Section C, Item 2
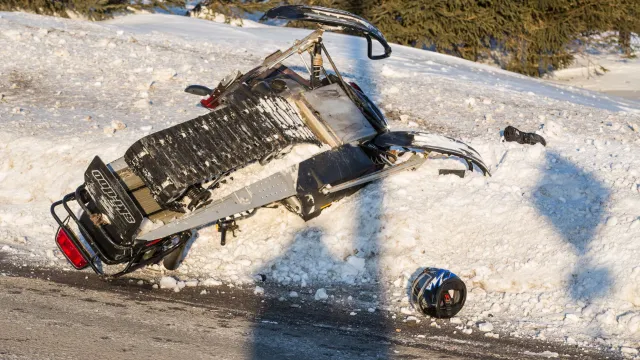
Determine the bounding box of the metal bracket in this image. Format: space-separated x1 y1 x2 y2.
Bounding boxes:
320 155 425 194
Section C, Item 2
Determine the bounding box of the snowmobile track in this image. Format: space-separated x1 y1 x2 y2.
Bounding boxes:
125 94 319 206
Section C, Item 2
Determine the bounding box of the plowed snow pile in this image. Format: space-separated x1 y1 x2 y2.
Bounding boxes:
1 12 640 354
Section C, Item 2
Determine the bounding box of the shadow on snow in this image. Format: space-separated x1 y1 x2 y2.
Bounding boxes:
250 20 393 359
532 151 611 301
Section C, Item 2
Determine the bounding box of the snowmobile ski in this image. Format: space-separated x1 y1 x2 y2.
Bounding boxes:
373 131 490 175
262 5 392 60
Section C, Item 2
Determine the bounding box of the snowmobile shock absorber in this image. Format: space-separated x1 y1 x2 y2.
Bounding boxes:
311 42 322 88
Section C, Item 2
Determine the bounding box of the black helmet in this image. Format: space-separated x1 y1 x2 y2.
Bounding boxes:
410 268 466 318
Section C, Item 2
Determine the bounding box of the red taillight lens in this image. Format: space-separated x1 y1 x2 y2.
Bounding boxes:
200 96 219 110
55 228 89 269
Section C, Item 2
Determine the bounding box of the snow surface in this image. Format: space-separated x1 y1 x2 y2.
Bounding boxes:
1 12 640 353
550 34 640 101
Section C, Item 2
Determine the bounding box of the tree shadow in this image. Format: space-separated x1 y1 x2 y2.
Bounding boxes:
532 152 611 301
250 16 391 358
249 183 391 359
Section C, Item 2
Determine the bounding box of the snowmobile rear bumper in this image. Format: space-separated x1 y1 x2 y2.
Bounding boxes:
50 186 187 277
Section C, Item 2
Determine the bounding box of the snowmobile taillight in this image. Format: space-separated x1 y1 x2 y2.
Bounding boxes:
200 95 220 110
55 227 89 269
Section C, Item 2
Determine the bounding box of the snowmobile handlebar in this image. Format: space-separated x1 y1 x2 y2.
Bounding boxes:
365 34 391 60
262 5 392 60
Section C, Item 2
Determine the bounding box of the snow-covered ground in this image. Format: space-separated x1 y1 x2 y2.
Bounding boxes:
549 34 640 101
1 12 640 355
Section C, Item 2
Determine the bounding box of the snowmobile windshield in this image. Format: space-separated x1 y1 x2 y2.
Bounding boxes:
262 5 392 60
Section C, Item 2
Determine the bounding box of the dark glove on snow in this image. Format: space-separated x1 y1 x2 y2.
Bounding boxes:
503 126 546 146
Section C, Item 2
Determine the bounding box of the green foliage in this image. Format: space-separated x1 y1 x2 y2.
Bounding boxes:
297 0 640 76
2 0 638 75
186 0 275 24
0 0 186 20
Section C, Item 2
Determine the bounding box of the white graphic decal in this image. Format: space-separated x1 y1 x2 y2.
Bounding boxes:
91 170 136 224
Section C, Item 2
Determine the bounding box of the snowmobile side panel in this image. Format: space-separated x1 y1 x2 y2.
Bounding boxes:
294 99 340 147
295 145 380 220
137 170 298 241
84 156 144 245
124 94 319 207
262 5 391 60
302 83 378 144
373 131 490 175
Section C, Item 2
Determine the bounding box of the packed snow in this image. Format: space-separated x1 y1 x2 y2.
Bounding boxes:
477 321 494 332
1 11 640 355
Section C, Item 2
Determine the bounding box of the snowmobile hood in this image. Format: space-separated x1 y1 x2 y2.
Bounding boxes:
262 5 392 60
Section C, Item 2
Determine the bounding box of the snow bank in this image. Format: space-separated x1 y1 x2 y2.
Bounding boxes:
1 11 640 353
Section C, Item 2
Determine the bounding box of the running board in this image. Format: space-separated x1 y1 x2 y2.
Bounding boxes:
320 155 425 194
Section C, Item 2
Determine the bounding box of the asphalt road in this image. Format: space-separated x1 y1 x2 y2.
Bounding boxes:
0 259 619 360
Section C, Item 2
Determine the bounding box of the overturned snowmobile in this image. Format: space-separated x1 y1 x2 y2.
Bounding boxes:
51 5 489 277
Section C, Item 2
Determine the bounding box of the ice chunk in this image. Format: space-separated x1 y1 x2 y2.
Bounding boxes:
477 321 494 332
202 278 222 287
314 288 328 301
400 307 413 315
159 276 178 289
522 351 559 358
